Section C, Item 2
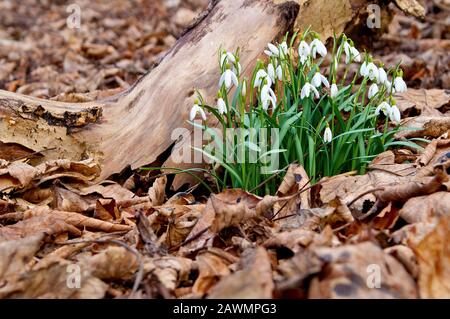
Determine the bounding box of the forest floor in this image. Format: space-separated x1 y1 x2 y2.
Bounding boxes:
0 0 449 298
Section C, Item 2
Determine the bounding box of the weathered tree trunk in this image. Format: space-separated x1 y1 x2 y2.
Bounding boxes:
0 0 300 181
0 0 424 185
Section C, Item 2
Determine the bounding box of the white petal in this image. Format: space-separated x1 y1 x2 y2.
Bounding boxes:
301 83 310 99
312 73 321 87
227 52 236 63
268 43 279 56
378 68 387 84
351 47 361 62
389 105 401 122
219 73 226 87
368 83 379 99
218 98 227 114
276 65 283 81
190 104 199 121
231 71 239 87
268 64 275 82
264 50 273 57
360 62 368 77
394 77 407 93
220 53 227 67
225 70 232 88
311 85 320 99
199 108 207 121
261 85 270 102
330 84 338 98
324 127 333 143
321 74 330 88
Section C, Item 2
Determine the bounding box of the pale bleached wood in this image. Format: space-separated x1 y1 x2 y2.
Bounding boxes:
0 0 300 180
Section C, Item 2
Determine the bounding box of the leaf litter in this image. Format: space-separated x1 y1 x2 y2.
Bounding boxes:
0 0 449 299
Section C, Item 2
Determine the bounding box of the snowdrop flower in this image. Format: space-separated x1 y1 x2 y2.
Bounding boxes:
394 76 407 93
360 62 379 82
219 68 239 89
254 69 272 88
310 38 327 59
323 125 333 143
264 43 280 57
217 98 227 115
280 41 289 57
298 41 310 64
385 81 395 94
233 62 242 76
301 82 320 99
368 83 379 99
220 51 236 67
389 104 401 123
261 85 277 110
312 72 330 88
276 65 283 81
241 80 247 97
330 83 338 98
342 42 361 64
375 101 391 116
190 102 206 121
268 63 276 83
378 67 387 84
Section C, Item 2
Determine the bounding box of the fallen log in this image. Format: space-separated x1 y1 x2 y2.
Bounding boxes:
0 0 425 185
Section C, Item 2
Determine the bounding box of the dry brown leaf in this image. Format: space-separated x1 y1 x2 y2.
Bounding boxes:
208 247 274 299
0 234 44 281
396 116 450 139
395 89 449 116
0 215 82 240
151 256 193 291
82 246 139 281
413 215 450 298
264 229 317 253
0 260 108 298
192 249 236 296
308 242 418 298
385 245 419 279
148 176 167 206
399 192 450 224
52 186 90 213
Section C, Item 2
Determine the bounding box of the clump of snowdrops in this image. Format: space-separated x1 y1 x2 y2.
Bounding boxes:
189 29 414 195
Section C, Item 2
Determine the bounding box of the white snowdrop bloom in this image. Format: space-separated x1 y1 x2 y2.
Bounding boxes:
323 126 333 143
312 72 330 88
261 85 277 111
389 105 401 123
280 41 289 57
310 38 327 58
276 65 283 81
361 62 379 81
330 83 338 98
220 51 236 67
378 67 387 84
233 62 241 76
268 63 276 83
254 69 272 88
351 46 361 62
385 81 395 94
190 103 206 121
298 41 310 64
368 83 379 99
219 69 239 89
241 80 247 97
375 101 391 116
301 82 320 99
394 77 407 93
264 43 280 57
343 42 351 63
217 98 227 115
360 62 368 77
